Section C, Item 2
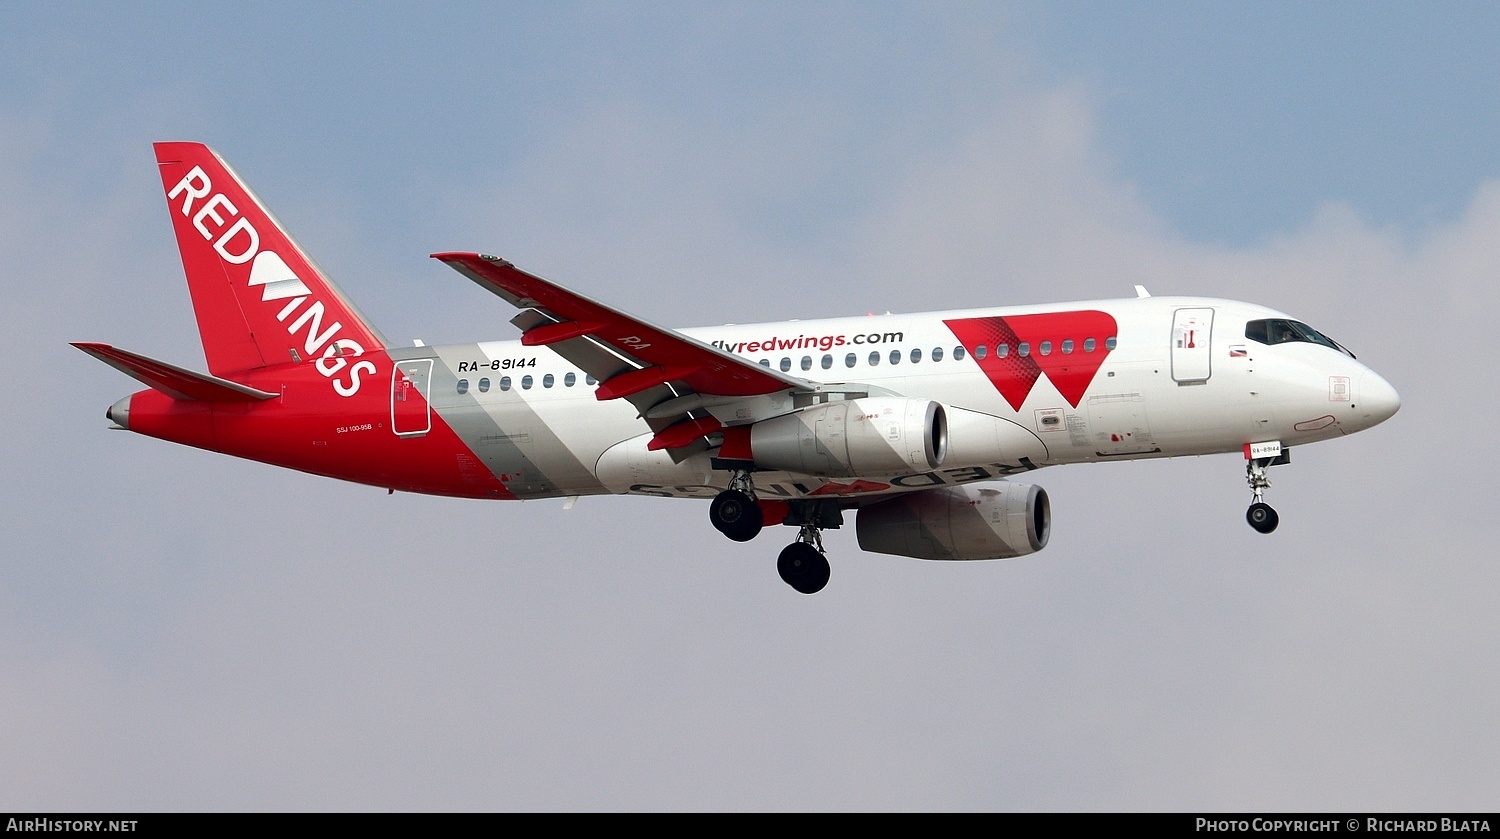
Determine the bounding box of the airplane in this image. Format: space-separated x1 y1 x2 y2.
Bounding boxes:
75 142 1401 594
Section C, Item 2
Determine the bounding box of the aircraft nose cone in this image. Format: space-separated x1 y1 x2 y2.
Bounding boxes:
1358 370 1400 427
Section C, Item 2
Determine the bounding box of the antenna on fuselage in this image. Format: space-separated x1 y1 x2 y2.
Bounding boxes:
1134 285 1151 298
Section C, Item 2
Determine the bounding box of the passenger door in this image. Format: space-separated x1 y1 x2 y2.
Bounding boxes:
1171 307 1214 384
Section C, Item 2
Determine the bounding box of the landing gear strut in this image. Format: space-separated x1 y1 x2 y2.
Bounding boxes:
709 468 763 542
1245 458 1279 534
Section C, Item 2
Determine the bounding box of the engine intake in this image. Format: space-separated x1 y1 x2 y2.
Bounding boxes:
749 397 947 477
856 483 1050 561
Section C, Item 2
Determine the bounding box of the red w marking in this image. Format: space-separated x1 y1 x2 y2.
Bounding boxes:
944 311 1117 410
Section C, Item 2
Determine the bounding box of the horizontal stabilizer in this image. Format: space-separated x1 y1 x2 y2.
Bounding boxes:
72 342 278 402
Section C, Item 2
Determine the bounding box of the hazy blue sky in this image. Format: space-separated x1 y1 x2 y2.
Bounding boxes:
3 2 1496 810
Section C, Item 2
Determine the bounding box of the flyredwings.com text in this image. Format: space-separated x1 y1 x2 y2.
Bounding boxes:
6 820 137 832
1197 821 1491 833
710 331 904 355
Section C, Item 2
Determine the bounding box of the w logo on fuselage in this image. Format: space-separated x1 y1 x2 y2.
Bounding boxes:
944 311 1117 411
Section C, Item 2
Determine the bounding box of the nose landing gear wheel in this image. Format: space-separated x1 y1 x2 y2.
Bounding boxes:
1247 502 1279 534
777 542 830 594
710 489 763 542
1244 456 1281 534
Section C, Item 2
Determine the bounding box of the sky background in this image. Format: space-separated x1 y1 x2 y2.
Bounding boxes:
2 2 1496 811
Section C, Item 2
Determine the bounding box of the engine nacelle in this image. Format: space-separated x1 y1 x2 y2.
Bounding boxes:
856 483 1050 561
749 397 947 478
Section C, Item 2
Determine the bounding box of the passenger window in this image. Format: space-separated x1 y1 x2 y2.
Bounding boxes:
457 378 469 394
478 377 490 393
1018 342 1030 357
521 375 533 390
845 353 857 368
500 376 511 391
953 346 965 361
975 344 988 360
564 372 576 387
1106 336 1117 350
780 357 791 372
1040 340 1052 356
1083 337 1096 352
869 351 880 366
910 348 922 364
1061 339 1074 354
996 344 1008 358
932 346 944 362
586 374 597 386
543 373 555 388
801 356 812 371
759 359 770 368
889 349 901 365
821 354 833 370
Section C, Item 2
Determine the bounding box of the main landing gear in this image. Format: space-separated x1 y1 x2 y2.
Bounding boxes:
711 468 768 540
709 469 835 594
709 469 762 542
778 527 830 595
1245 457 1279 534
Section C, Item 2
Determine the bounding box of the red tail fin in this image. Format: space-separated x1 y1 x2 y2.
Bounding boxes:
154 142 385 376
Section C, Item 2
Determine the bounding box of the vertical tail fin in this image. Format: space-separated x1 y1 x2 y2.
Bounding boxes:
154 142 385 376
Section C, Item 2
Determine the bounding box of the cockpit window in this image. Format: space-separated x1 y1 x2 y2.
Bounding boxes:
1245 319 1354 358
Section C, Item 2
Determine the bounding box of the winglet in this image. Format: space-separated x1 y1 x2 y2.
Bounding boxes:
72 342 278 402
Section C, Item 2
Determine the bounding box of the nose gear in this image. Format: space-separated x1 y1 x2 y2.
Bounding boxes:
1245 457 1279 534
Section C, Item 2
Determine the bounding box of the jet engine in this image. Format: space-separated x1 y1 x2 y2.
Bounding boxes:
856 483 1050 561
748 397 947 477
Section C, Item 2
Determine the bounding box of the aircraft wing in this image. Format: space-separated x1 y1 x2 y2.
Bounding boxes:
433 252 814 457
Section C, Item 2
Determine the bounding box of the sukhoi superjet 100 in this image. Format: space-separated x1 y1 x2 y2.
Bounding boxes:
77 143 1400 593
